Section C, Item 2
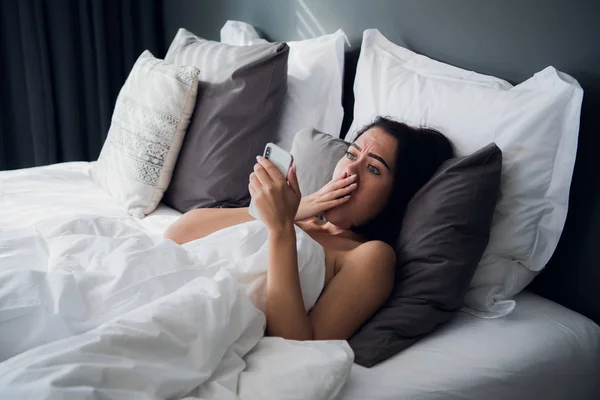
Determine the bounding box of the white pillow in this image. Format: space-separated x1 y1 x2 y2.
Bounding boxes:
220 20 268 46
238 337 354 400
93 50 199 218
220 20 346 150
347 29 583 318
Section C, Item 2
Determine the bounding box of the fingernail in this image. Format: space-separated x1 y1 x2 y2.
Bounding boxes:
350 174 357 179
344 195 351 199
256 156 261 161
350 183 357 187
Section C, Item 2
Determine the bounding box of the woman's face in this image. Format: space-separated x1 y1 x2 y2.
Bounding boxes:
324 127 398 229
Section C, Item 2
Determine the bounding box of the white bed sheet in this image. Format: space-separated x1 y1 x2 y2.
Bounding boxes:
2 162 600 400
339 291 600 400
0 161 182 236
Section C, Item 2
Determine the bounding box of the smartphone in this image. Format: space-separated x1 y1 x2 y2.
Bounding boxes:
249 142 294 221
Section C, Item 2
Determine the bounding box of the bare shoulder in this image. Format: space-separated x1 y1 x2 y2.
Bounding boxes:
332 239 396 284
346 239 396 270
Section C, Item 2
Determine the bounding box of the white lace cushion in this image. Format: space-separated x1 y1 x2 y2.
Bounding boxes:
92 50 199 218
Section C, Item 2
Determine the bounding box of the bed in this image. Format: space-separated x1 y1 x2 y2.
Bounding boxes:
2 162 599 399
3 0 600 398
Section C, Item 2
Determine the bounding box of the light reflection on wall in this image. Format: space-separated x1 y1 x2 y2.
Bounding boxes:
295 0 327 39
295 0 350 46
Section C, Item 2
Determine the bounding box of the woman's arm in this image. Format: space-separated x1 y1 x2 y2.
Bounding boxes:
264 223 314 340
248 156 313 339
163 208 254 244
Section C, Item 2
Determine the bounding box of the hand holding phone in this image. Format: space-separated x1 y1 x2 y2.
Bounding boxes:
249 143 295 223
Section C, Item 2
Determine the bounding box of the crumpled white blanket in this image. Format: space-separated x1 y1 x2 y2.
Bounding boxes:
0 215 353 399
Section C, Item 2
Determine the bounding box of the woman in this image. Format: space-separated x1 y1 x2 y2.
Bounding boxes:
164 116 453 342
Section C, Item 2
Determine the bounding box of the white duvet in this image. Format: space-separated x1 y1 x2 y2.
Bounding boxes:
0 162 354 399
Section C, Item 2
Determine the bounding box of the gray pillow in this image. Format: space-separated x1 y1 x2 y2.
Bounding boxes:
290 128 348 197
162 28 289 212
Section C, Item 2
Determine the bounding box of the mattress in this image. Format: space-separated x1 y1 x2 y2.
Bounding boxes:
2 162 600 400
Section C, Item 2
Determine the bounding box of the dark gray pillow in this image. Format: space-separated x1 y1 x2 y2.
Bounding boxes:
162 28 289 212
348 143 502 367
290 128 348 197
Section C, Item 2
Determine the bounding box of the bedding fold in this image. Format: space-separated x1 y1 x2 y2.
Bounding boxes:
0 206 348 398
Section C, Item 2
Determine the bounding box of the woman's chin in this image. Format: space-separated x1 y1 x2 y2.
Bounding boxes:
323 202 353 228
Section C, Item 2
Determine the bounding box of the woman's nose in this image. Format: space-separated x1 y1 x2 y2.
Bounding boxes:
343 166 359 181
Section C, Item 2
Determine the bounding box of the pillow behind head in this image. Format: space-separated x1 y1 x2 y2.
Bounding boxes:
291 129 502 367
290 128 348 198
162 28 289 212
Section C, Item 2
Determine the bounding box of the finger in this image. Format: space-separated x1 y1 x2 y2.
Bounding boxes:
249 172 262 198
324 194 352 209
256 156 285 183
327 182 357 200
253 162 272 185
287 163 301 196
319 173 352 194
326 173 357 192
249 172 264 197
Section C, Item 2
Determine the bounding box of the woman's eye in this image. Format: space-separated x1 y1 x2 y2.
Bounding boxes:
345 151 356 160
368 165 381 175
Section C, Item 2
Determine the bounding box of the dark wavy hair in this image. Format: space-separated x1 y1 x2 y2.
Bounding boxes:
351 116 453 245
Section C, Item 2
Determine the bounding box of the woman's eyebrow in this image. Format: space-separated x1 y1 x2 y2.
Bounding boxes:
350 143 391 171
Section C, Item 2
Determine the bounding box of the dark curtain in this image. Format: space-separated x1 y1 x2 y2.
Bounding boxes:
0 0 164 170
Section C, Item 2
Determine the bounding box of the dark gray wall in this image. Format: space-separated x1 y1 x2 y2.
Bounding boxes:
162 0 600 323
